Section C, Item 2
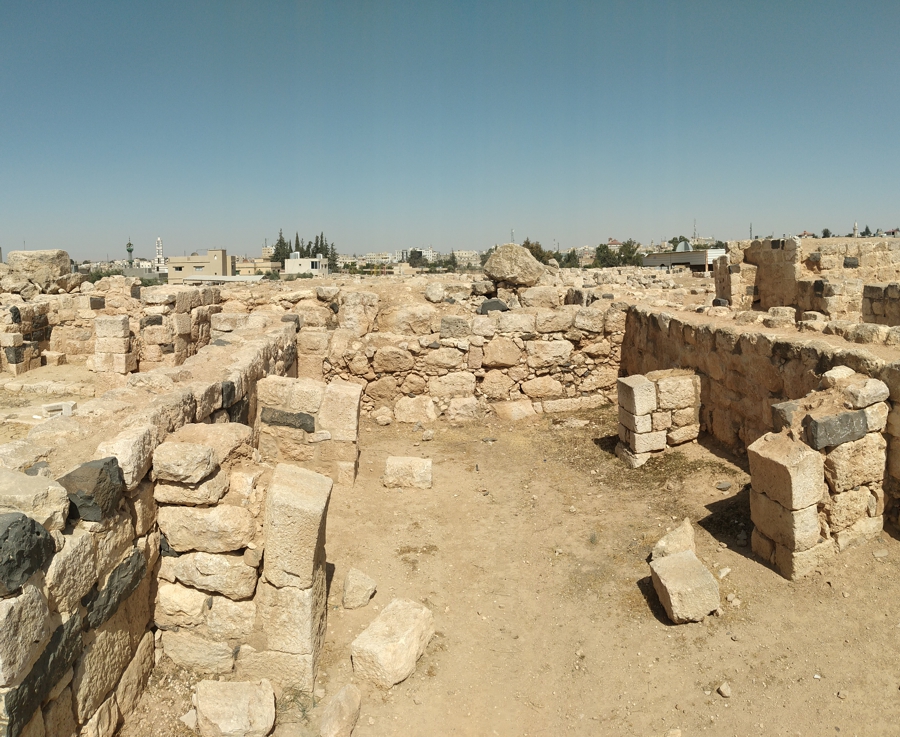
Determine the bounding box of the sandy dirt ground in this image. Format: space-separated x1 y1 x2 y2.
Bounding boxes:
125 404 900 737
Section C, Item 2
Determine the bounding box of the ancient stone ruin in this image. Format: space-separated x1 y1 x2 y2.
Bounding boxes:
1 238 900 734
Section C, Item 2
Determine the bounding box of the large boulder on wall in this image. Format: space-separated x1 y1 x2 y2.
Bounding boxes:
6 250 71 290
483 244 546 287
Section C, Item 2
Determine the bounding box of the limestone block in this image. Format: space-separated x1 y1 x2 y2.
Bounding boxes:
483 244 545 286
496 311 536 334
619 426 666 454
843 378 890 409
525 340 573 369
617 406 651 434
667 423 702 446
87 509 136 581
649 550 720 624
94 336 130 353
805 410 867 450
865 402 889 433
749 488 820 552
206 598 256 641
382 457 432 489
394 395 437 424
157 505 255 553
519 286 559 308
655 374 699 411
0 469 69 531
0 440 51 473
350 599 434 688
520 376 564 399
774 538 836 580
319 684 362 737
493 399 536 422
317 381 362 442
617 375 657 416
0 512 55 596
153 441 218 484
651 518 695 560
115 631 154 718
45 526 96 613
155 581 207 627
371 347 414 375
161 630 235 675
826 487 870 531
748 433 825 510
93 351 137 374
834 515 883 552
80 694 118 737
447 396 478 421
652 411 673 432
195 679 275 737
343 568 376 609
42 686 76 737
18 711 44 737
423 346 465 370
534 306 577 333
263 464 332 589
573 307 607 333
234 646 315 696
751 527 775 563
94 315 129 338
615 442 650 469
440 315 471 338
428 371 476 398
73 607 132 722
154 467 229 506
168 552 258 600
95 424 157 491
56 457 124 522
0 584 50 687
479 370 515 400
256 569 326 656
824 432 886 494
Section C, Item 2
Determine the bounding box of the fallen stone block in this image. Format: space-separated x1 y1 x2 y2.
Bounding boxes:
319 684 362 737
649 550 720 624
749 488 820 552
747 433 825 510
617 375 657 416
351 598 435 688
343 568 376 609
152 442 218 484
651 518 695 560
382 457 433 489
0 469 69 531
0 513 55 597
263 464 332 589
196 679 275 737
56 457 124 522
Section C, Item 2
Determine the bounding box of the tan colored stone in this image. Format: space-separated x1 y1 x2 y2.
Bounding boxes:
317 380 362 442
521 376 564 399
482 336 521 368
394 395 437 424
651 518 694 560
169 552 258 600
161 630 235 674
73 606 132 722
0 584 50 687
493 400 536 422
155 581 208 627
157 505 255 553
748 433 825 510
824 432 886 494
372 346 415 373
45 526 96 614
206 597 256 641
749 488 820 552
115 631 154 718
0 468 69 531
154 467 229 506
196 679 275 737
525 340 573 369
153 442 218 484
319 684 362 737
382 457 432 489
428 371 476 398
479 370 514 400
42 686 76 737
234 646 315 695
80 695 118 737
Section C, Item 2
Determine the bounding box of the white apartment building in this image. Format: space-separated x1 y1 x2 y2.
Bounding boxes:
285 252 329 277
363 252 393 265
452 250 481 267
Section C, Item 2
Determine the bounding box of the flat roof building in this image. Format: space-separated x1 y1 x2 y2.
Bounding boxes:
167 249 233 285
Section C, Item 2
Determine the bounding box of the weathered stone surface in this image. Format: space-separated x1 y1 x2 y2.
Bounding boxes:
482 337 520 368
649 550 720 624
521 376 563 399
234 647 314 696
774 538 836 580
423 347 464 370
153 442 218 484
865 402 889 433
480 370 514 400
483 244 546 287
350 598 434 688
319 684 362 737
80 694 118 737
161 630 235 674
394 395 437 424
824 432 886 494
446 396 478 421
157 505 255 553
619 426 666 454
0 442 52 474
666 424 699 445
317 380 362 442
154 468 229 506
806 410 867 450
519 286 559 308
749 488 820 552
205 597 256 641
89 509 136 581
654 373 699 411
618 406 651 434
7 250 70 289
748 433 825 510
256 567 326 656
343 568 376 609
168 552 257 600
428 372 476 398
83 546 147 631
476 298 509 314
93 314 130 338
834 515 883 552
525 340 573 369
0 584 50 688
56 457 124 522
372 346 415 374
843 378 890 409
382 457 432 489
424 283 445 303
826 486 870 531
493 399 536 422
0 469 69 531
170 423 253 466
114 630 154 718
155 581 208 627
651 518 695 560
263 464 332 589
259 406 315 432
42 686 76 737
0 513 55 597
45 526 95 613
73 607 132 723
440 315 471 339
615 442 650 468
617 375 657 416
196 679 275 737
95 424 156 491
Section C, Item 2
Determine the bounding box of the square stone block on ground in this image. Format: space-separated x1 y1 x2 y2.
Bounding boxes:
649 550 720 624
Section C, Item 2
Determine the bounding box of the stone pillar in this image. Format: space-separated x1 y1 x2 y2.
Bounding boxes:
93 315 136 375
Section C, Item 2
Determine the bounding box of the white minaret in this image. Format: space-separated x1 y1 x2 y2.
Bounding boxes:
154 237 168 273
853 222 859 238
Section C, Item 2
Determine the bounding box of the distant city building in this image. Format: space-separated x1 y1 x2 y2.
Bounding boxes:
168 249 233 285
574 245 595 267
337 254 358 268
452 250 480 267
363 252 393 265
394 249 408 264
261 245 275 259
154 237 167 274
416 246 438 263
235 258 280 276
606 238 622 252
690 236 717 247
285 252 329 277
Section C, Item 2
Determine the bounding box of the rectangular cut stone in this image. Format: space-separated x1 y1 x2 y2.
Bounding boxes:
618 405 651 434
617 375 657 415
160 630 234 675
748 433 825 510
834 515 883 552
0 584 50 688
806 410 867 450
750 488 820 552
666 424 699 445
260 406 315 432
316 381 362 442
774 539 836 580
157 505 255 553
649 550 720 624
72 606 132 723
94 316 129 338
256 565 326 657
824 432 886 494
0 469 69 531
235 647 315 695
619 426 666 453
262 464 332 589
655 374 699 411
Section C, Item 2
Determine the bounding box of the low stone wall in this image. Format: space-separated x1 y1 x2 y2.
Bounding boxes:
862 282 900 326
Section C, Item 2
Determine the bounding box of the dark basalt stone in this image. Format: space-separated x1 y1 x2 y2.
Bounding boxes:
81 547 146 630
260 407 315 432
0 513 55 597
476 298 509 315
804 409 867 450
57 457 124 522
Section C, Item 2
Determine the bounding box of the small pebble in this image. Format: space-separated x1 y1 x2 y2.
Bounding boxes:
368 717 375 725
873 549 888 559
726 593 736 602
717 682 732 698
731 634 740 642
716 481 732 491
718 567 731 579
423 429 434 441
842 591 850 598
730 597 742 608
837 690 848 699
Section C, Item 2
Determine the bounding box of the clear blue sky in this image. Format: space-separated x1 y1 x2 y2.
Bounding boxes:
2 1 898 261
